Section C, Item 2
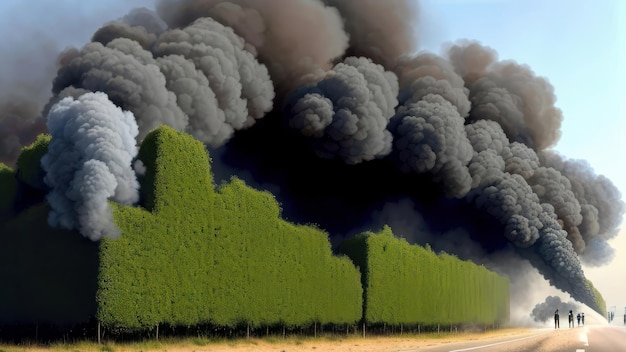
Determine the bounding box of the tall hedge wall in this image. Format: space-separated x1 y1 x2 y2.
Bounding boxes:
1 140 98 325
16 134 50 191
339 226 510 326
97 126 362 330
587 279 606 317
0 163 17 220
0 204 99 325
2 125 612 333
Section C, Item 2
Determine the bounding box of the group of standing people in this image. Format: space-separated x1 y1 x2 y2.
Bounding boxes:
554 309 584 328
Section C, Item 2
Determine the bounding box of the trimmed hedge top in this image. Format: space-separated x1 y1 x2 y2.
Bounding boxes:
98 126 362 329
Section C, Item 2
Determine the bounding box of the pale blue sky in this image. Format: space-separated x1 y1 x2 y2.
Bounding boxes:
0 0 156 101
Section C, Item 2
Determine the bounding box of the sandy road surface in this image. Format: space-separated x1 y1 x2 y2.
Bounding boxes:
391 324 626 352
0 328 533 352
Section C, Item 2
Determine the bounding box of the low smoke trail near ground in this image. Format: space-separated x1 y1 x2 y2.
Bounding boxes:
531 296 581 323
1 0 623 313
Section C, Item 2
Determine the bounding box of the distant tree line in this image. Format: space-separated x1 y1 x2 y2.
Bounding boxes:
0 126 511 342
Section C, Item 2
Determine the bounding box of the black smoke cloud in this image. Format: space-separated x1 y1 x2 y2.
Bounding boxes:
286 56 399 164
3 0 624 314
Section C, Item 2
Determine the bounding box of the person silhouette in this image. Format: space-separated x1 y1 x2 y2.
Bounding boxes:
577 313 581 326
554 309 560 329
582 312 585 325
569 310 574 328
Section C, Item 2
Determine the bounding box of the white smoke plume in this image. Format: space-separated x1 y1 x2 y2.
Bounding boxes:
41 92 139 240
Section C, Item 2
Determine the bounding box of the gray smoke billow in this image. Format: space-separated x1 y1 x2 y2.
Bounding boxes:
447 41 563 150
49 12 275 148
2 0 624 314
50 38 188 140
322 0 420 68
156 0 349 92
531 296 581 323
286 56 399 164
153 17 275 137
387 53 474 199
540 152 624 266
41 92 139 240
390 94 473 198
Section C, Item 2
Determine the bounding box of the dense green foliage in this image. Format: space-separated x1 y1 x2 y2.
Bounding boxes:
98 127 217 329
98 126 362 330
211 179 362 327
0 163 17 220
0 203 99 324
1 146 99 325
586 279 606 317
339 226 510 326
16 134 50 190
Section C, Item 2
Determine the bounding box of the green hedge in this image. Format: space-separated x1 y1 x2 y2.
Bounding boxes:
1 141 99 325
339 226 510 326
98 127 218 329
97 126 362 330
2 126 610 333
0 204 99 324
586 279 606 317
16 134 50 191
212 178 362 326
0 163 17 220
